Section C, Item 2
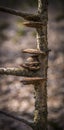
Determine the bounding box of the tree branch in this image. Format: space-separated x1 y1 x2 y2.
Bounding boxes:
0 110 34 128
0 67 36 77
34 0 48 130
0 6 40 21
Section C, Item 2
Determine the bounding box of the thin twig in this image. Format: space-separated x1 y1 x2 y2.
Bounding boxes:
0 67 36 77
0 110 34 128
0 6 40 21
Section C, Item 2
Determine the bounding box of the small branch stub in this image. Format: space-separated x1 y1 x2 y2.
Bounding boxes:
23 21 44 28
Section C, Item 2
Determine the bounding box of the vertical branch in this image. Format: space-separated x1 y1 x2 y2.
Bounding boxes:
34 0 48 130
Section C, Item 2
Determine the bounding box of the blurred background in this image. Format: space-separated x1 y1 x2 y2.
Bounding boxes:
0 0 64 130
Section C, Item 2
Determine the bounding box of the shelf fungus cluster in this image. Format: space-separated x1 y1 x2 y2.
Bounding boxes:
20 48 46 85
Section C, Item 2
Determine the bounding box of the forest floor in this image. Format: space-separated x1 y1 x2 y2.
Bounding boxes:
0 6 64 130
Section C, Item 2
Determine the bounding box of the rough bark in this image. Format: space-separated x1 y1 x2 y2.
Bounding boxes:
34 0 48 130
